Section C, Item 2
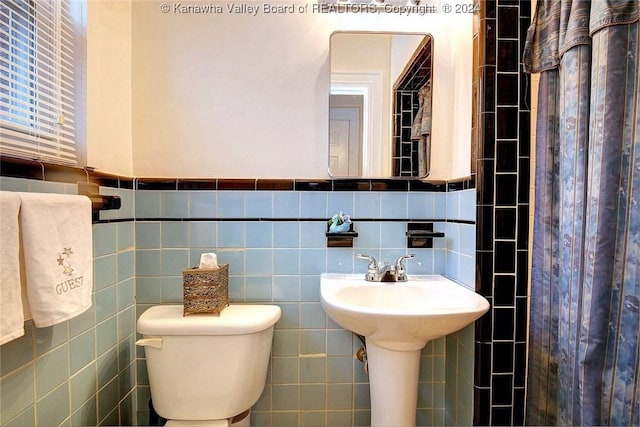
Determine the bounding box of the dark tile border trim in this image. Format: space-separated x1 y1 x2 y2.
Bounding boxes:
135 178 177 190
294 179 333 191
177 179 217 191
0 156 475 193
0 156 135 189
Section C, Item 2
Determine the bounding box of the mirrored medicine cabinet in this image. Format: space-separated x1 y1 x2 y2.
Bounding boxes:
329 31 433 179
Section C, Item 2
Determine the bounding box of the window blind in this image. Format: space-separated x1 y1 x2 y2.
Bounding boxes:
0 0 78 165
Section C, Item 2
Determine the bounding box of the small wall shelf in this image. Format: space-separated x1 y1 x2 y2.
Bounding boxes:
326 223 358 248
406 222 444 248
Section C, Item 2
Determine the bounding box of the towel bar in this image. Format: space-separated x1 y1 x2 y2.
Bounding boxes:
86 194 121 212
78 182 121 213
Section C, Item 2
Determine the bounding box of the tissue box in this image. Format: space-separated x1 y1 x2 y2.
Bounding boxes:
182 264 229 316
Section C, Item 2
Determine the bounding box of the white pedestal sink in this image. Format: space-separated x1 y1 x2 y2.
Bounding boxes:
320 273 490 427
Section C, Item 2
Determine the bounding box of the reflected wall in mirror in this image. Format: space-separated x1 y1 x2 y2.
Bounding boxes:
329 31 433 178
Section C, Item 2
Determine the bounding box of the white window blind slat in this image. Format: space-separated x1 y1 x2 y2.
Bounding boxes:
1 127 77 160
0 0 79 165
5 136 76 157
0 8 32 34
1 90 65 125
0 119 72 143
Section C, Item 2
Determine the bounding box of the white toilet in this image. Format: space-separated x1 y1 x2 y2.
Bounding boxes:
136 304 281 426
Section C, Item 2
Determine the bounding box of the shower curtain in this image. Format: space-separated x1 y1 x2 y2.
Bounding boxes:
524 1 640 425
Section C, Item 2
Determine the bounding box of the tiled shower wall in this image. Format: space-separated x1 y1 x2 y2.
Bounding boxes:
133 182 477 427
0 177 137 427
474 1 531 425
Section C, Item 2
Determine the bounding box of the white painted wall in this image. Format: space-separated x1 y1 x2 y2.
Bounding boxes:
86 0 133 176
449 24 473 179
120 2 472 179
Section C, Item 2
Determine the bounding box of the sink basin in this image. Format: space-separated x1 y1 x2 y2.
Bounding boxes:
320 273 490 427
320 273 490 351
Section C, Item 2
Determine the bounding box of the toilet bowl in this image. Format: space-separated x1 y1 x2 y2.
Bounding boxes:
137 304 281 426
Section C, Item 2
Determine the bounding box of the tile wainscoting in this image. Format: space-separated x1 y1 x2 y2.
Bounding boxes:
0 161 478 426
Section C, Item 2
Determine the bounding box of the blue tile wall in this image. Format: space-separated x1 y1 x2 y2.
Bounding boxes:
0 163 478 426
135 187 477 426
0 177 137 427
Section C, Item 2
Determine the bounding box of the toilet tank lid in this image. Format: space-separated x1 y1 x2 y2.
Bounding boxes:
137 305 281 336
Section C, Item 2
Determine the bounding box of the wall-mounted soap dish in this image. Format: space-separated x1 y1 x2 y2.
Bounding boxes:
406 222 444 248
326 223 358 248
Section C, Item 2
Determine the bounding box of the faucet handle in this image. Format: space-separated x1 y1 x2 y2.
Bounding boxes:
356 253 378 269
395 254 415 280
357 254 378 281
395 254 415 266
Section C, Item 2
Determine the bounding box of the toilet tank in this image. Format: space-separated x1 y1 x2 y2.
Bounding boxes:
137 305 281 421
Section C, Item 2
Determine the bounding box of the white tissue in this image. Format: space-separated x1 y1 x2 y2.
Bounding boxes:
199 253 219 269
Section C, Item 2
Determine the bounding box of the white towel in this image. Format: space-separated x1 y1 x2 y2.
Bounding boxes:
0 192 24 344
18 192 93 327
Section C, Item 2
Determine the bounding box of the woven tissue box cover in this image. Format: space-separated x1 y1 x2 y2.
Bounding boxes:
182 264 229 316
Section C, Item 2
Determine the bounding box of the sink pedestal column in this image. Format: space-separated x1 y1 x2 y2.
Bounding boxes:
366 340 424 427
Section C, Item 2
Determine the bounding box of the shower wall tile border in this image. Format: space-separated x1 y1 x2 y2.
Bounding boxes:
474 1 530 426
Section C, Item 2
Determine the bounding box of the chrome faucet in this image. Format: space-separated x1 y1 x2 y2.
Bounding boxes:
356 254 415 282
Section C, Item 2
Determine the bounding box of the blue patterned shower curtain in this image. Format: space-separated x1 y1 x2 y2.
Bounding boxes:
524 1 640 425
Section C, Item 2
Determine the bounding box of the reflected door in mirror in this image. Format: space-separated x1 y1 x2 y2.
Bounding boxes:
329 94 363 176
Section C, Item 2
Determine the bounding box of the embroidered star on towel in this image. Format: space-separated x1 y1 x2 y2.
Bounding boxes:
57 247 75 276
